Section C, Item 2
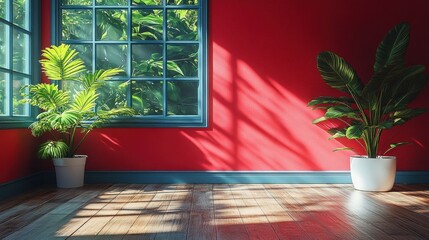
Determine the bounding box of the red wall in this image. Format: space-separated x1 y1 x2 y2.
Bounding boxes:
34 0 429 173
0 129 39 183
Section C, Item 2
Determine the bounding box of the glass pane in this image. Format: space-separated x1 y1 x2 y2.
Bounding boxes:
0 0 6 19
131 80 163 115
167 44 198 77
69 44 93 70
167 9 198 40
12 30 29 74
61 0 92 5
0 72 8 115
63 79 84 97
96 0 126 5
0 23 8 68
167 80 198 115
132 10 163 41
13 75 29 116
132 0 162 5
132 44 163 77
96 44 127 76
96 9 127 41
13 0 29 30
97 80 128 110
167 0 198 5
62 9 93 40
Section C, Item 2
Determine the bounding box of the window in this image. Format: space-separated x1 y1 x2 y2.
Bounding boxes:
53 0 208 127
0 0 40 128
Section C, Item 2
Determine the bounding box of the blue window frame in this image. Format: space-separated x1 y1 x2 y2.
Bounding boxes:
52 0 208 127
0 0 40 128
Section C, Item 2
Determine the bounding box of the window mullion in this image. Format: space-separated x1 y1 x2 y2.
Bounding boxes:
162 1 167 117
127 2 132 108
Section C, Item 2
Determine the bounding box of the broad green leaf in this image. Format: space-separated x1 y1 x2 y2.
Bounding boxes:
374 23 409 73
384 142 410 155
307 96 354 108
333 147 354 152
317 51 363 95
38 141 69 159
166 61 184 76
327 128 347 139
312 116 328 124
40 44 85 81
325 105 359 119
346 125 363 139
71 89 98 112
27 84 70 110
392 108 427 125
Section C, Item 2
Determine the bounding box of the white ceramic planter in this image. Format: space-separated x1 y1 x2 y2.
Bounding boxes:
350 155 396 192
53 155 87 188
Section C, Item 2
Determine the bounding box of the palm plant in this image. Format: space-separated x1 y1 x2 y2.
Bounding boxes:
22 44 135 159
308 23 427 158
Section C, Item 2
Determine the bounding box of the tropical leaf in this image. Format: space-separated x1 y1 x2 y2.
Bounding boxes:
392 108 427 125
47 110 81 131
346 124 363 139
388 65 427 107
38 141 69 159
384 142 410 155
27 84 70 110
312 116 328 124
333 147 354 152
317 51 364 95
71 89 98 112
325 105 359 119
79 68 123 90
374 23 409 72
327 128 347 139
40 44 85 81
307 96 354 108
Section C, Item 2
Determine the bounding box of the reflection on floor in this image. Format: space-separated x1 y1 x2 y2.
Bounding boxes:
0 184 428 239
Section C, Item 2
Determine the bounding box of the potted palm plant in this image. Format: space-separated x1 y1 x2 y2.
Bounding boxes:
23 44 135 188
308 23 427 191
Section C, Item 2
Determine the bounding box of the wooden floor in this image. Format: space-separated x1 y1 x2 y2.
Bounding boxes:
0 184 428 239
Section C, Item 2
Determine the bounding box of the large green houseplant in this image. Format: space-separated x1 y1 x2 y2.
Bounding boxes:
23 44 135 188
308 23 427 191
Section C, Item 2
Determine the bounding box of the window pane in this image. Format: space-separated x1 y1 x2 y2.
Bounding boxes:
12 75 29 116
132 80 163 115
0 0 6 19
96 44 127 75
96 9 127 41
131 10 163 41
132 0 162 6
13 0 29 30
96 0 126 5
61 0 92 5
132 44 163 77
167 44 198 77
167 80 198 115
97 80 128 110
0 23 8 68
0 72 8 115
62 9 93 40
12 30 29 74
167 9 198 40
69 44 93 70
167 0 198 5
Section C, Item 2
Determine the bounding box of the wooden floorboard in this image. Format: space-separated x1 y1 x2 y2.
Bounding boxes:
0 184 428 239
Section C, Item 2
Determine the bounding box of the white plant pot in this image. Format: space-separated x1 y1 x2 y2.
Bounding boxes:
53 155 87 188
350 155 396 192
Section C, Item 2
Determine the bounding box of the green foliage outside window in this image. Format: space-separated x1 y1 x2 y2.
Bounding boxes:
58 0 204 120
0 0 32 117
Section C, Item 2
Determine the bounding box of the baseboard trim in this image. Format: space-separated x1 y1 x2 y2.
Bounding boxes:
0 173 44 201
81 171 429 184
2 171 427 200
